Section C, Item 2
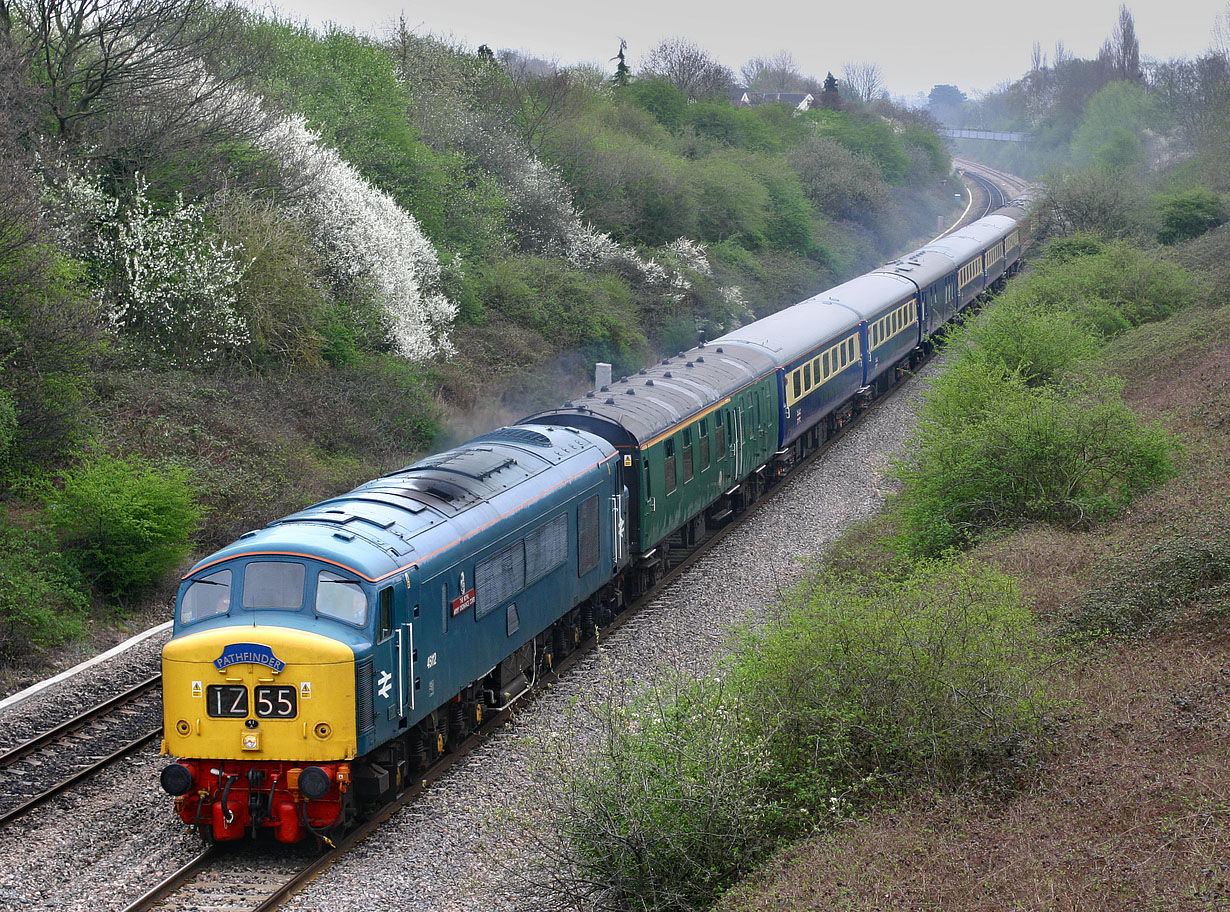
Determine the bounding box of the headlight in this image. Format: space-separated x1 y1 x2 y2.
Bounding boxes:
298 765 331 799
160 763 194 796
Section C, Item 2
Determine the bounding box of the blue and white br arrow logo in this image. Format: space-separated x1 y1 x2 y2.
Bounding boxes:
377 670 393 700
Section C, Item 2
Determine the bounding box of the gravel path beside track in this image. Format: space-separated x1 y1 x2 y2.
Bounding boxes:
0 360 938 912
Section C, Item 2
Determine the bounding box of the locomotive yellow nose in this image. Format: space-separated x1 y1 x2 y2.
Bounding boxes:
162 626 358 762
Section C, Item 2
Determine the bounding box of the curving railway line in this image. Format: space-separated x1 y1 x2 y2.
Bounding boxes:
0 158 1029 912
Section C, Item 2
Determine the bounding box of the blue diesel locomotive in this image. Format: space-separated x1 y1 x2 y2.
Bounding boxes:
159 196 1030 843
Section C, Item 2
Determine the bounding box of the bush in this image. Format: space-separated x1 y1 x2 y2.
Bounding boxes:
737 558 1056 791
893 364 1179 556
944 297 1102 387
536 558 1055 912
1008 240 1203 338
0 522 89 657
46 455 202 601
1156 188 1227 245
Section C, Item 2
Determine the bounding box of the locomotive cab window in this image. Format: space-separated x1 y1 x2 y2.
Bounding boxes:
180 569 232 624
242 562 305 610
315 570 368 626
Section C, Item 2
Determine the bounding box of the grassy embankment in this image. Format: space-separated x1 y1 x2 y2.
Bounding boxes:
714 230 1230 911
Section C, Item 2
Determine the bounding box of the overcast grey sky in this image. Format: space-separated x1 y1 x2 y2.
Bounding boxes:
258 0 1228 100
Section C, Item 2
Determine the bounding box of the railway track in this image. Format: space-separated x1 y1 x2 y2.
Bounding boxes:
18 161 1032 912
117 305 963 912
0 673 163 828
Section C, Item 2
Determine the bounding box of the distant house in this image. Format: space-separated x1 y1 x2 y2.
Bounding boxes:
732 91 814 112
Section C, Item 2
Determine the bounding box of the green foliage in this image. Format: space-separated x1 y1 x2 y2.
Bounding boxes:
945 297 1102 387
210 193 331 369
623 78 688 132
0 521 89 657
545 558 1056 911
1008 240 1203 338
46 455 202 601
1064 524 1230 638
249 19 506 256
893 364 1178 556
803 108 911 183
737 558 1056 791
1156 188 1227 244
1070 81 1162 172
473 256 649 372
787 135 889 222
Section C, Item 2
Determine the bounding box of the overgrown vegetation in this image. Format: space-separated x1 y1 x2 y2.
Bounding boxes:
0 0 960 663
533 559 1057 912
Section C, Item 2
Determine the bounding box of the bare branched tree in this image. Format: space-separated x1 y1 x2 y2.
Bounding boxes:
493 51 578 156
640 36 733 100
1214 1 1230 59
841 60 885 103
8 0 247 138
740 49 804 92
1098 4 1141 81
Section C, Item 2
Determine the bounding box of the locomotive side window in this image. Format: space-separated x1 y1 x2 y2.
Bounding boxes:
577 495 600 576
242 562 306 610
379 586 394 639
181 569 232 623
315 570 368 626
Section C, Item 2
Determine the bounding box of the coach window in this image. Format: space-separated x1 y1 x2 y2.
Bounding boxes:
243 561 306 610
803 362 812 389
664 439 677 494
792 371 801 400
643 458 651 499
181 569 232 623
699 419 711 470
315 570 368 626
682 428 694 483
715 413 726 456
822 351 830 377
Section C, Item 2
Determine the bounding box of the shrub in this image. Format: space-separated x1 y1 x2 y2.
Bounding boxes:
944 297 1102 387
1156 188 1227 245
537 559 1055 912
893 364 1179 556
46 455 202 601
1008 241 1203 338
737 558 1056 792
0 522 89 657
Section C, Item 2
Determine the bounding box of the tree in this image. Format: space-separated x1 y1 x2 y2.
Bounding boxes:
495 51 579 156
7 0 247 139
640 36 732 100
1098 4 1141 82
927 83 966 125
841 60 884 103
740 50 804 93
819 71 841 109
610 37 629 88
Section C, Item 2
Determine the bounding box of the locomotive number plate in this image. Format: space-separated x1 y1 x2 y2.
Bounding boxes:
207 684 249 718
255 685 298 719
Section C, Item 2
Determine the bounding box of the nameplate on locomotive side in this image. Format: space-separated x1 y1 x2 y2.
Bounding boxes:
214 643 286 673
